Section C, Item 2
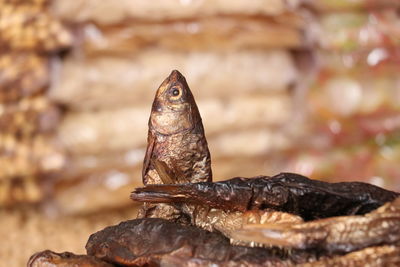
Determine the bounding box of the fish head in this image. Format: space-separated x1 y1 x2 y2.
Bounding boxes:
150 70 201 135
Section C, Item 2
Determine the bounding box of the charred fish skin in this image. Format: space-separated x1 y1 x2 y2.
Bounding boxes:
138 70 212 220
143 69 212 186
132 172 400 220
86 218 306 267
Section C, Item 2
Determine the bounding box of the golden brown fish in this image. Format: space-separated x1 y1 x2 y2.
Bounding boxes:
137 70 212 220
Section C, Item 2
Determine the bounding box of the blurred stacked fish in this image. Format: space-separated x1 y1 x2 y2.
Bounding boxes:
0 0 72 205
47 0 311 214
286 1 400 190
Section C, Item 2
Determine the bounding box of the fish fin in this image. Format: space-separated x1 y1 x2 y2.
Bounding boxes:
154 160 175 184
142 130 155 184
131 184 190 203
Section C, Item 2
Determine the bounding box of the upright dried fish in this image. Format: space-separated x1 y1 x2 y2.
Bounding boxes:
138 70 212 221
86 218 310 267
142 70 212 185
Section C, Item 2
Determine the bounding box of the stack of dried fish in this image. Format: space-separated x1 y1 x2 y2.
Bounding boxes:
47 0 310 214
0 0 71 205
28 71 400 266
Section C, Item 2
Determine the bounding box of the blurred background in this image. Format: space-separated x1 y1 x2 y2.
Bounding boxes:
1 0 400 265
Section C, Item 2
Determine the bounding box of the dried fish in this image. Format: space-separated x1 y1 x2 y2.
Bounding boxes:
0 53 49 103
180 207 303 246
28 250 114 267
132 172 399 220
86 218 310 267
138 70 212 221
142 70 212 185
0 3 72 52
232 197 400 254
80 17 304 56
0 96 60 137
0 0 48 7
0 176 42 205
0 135 65 180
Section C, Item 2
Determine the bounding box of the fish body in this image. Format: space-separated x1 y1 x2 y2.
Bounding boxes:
138 70 212 220
86 218 300 267
133 173 400 220
143 70 212 185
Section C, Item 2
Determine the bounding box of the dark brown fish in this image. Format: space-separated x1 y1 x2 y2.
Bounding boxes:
137 70 212 220
27 250 114 267
86 218 311 267
132 172 400 220
232 197 400 254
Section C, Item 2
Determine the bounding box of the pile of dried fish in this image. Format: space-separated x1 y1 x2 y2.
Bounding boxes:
29 71 400 266
0 0 71 206
0 2 71 52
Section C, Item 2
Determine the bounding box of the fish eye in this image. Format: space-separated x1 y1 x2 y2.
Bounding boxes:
172 88 180 96
169 86 182 99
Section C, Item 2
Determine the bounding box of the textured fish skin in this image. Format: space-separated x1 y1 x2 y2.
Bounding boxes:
137 70 212 221
133 172 400 220
232 197 400 254
86 218 310 267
